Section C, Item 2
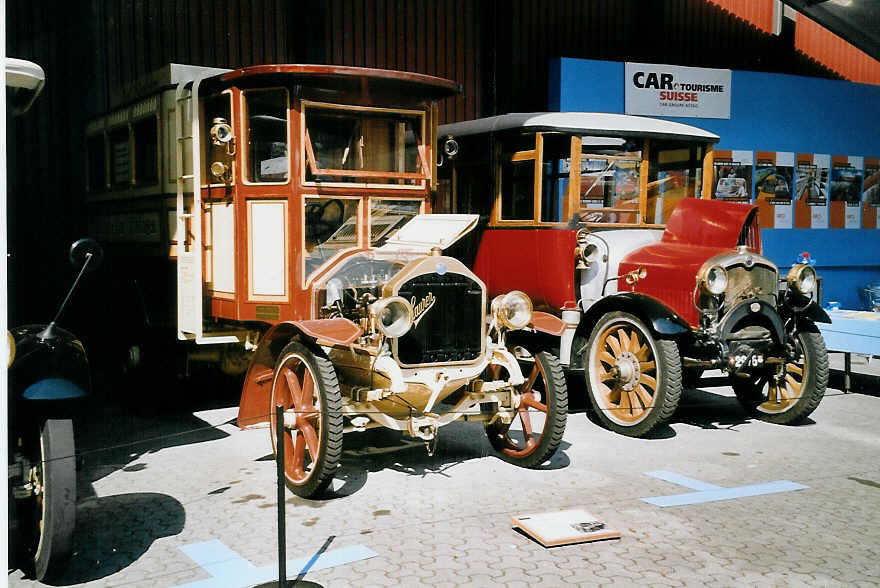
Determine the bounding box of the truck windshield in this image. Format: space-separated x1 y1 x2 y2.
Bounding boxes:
303 103 427 186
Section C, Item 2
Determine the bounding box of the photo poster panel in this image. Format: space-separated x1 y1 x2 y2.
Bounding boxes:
829 155 864 229
712 150 753 203
862 157 880 229
754 151 795 228
794 153 830 229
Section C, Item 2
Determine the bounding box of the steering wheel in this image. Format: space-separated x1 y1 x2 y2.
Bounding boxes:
305 199 345 244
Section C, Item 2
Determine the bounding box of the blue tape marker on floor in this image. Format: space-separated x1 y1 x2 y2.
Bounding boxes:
643 481 809 507
641 471 809 507
174 540 377 588
646 470 723 491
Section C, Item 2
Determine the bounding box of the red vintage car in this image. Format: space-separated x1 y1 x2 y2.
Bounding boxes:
438 112 830 437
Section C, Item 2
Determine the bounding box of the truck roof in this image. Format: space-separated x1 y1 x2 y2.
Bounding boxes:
439 112 719 143
216 64 461 99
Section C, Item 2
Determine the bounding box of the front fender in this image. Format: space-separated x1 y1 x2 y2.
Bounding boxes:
796 300 831 325
581 292 691 338
237 319 361 428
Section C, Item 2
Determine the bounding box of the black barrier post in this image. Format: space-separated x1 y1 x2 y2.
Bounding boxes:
276 404 287 586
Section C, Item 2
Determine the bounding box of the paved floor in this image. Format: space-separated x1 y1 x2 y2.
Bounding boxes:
8 353 880 587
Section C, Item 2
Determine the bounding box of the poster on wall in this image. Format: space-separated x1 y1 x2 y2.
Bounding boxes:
829 156 863 229
794 153 829 229
712 150 752 203
754 151 794 229
862 157 880 229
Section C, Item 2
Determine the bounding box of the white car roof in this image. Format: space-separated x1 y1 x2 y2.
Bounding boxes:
439 112 719 143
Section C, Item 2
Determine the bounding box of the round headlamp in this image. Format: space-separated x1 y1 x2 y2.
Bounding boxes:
787 264 817 295
370 296 414 338
210 117 234 145
7 331 15 368
491 290 533 330
701 265 729 296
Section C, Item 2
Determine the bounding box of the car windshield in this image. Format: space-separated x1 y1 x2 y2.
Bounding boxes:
303 103 427 186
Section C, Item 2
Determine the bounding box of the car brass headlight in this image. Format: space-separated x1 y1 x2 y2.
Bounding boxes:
491 290 533 330
787 264 817 295
371 296 414 338
700 264 728 296
7 331 15 368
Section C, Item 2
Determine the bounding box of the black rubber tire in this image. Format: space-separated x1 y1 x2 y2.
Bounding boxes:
486 351 568 468
270 342 344 498
31 419 77 581
585 311 682 437
732 331 828 425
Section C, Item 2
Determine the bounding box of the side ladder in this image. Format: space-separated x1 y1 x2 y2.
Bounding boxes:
174 70 237 344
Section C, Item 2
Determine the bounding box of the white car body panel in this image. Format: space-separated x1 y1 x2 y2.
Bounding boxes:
578 229 664 311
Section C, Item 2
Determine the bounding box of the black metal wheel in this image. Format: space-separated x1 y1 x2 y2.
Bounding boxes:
732 331 827 425
22 419 77 581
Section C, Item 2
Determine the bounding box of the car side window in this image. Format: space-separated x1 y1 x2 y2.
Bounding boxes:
244 88 289 183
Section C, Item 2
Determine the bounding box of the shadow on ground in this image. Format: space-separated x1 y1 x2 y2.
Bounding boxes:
49 492 185 586
260 420 573 500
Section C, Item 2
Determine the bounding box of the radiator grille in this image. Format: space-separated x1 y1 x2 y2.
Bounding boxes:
395 272 484 365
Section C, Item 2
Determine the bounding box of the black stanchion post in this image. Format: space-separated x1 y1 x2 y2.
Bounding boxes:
276 404 287 586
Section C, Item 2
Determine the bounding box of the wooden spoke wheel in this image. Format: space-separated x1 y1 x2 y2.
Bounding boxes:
585 312 682 437
732 331 827 425
269 342 343 498
486 351 567 468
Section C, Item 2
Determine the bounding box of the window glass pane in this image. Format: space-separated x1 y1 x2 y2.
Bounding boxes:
246 89 288 182
647 141 702 224
575 136 642 224
133 117 158 185
305 107 424 184
87 134 105 193
541 159 567 222
500 159 534 220
304 197 359 279
369 200 422 246
108 127 130 189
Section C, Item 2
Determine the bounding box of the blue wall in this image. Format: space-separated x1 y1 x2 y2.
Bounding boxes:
551 57 880 309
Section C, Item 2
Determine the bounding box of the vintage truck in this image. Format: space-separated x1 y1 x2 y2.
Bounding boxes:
85 66 567 497
437 112 829 437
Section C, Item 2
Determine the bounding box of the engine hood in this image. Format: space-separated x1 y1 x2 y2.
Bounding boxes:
662 198 756 249
378 213 479 254
618 242 732 327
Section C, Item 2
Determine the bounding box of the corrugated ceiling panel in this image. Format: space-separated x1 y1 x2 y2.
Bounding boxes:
795 14 880 85
707 0 775 34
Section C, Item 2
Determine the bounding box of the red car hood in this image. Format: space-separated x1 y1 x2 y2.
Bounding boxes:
619 199 758 326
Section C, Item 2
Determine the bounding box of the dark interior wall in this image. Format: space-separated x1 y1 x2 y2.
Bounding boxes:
5 0 842 327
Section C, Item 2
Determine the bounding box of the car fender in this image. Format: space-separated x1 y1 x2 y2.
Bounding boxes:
717 298 786 346
237 318 362 428
580 292 692 339
797 300 831 325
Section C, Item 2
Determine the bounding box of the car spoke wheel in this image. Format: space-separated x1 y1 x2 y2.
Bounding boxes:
486 351 567 468
28 419 77 581
732 331 827 425
586 312 682 437
269 342 343 498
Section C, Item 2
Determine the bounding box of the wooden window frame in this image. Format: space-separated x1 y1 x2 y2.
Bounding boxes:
491 133 715 230
241 87 291 187
300 100 429 190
